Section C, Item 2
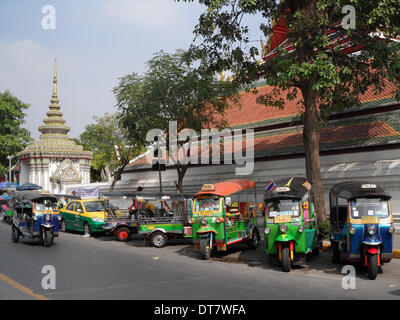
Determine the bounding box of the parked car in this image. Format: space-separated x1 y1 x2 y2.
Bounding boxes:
59 198 124 236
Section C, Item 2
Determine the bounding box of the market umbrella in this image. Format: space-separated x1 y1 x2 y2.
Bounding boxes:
16 183 42 191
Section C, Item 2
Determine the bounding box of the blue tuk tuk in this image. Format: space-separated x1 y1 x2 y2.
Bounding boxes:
329 181 395 279
11 191 61 247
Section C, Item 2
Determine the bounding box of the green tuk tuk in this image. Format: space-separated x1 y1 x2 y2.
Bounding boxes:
1 195 13 223
190 179 260 260
263 177 320 272
102 192 193 247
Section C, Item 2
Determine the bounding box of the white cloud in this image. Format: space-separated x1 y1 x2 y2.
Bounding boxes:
102 0 180 28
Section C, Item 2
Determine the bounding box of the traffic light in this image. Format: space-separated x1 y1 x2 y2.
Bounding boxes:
152 136 166 172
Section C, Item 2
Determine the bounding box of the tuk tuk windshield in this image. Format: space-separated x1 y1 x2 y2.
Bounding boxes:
266 199 301 218
194 197 220 214
34 201 57 212
350 198 389 219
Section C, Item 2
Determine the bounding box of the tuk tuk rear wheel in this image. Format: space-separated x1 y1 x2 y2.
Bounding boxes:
200 237 211 260
11 227 19 243
367 254 378 280
331 242 340 264
43 229 52 247
150 231 168 248
281 247 291 272
115 227 130 242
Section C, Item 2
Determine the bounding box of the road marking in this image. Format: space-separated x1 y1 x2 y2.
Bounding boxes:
0 273 50 300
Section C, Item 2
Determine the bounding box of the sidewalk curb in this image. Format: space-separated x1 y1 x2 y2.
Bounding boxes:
321 242 400 259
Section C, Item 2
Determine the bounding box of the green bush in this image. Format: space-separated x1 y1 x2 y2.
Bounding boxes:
318 220 331 240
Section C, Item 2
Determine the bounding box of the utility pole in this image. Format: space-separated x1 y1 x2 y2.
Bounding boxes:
7 155 13 192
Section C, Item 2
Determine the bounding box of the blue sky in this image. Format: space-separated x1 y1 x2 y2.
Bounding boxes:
0 0 265 139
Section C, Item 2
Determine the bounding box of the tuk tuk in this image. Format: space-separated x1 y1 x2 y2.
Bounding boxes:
263 177 319 272
1 195 13 223
330 181 394 279
190 179 260 260
102 192 193 247
11 191 61 247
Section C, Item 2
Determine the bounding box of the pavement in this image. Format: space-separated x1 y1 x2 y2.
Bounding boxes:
1 221 400 300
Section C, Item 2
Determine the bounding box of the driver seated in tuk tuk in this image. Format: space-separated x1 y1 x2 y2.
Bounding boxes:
143 201 156 217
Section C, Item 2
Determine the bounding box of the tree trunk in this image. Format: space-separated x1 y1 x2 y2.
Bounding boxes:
108 165 127 192
302 86 327 222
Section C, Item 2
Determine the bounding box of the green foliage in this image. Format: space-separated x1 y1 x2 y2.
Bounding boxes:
180 0 400 119
318 220 331 240
114 49 240 191
114 50 240 146
0 90 32 177
79 112 145 183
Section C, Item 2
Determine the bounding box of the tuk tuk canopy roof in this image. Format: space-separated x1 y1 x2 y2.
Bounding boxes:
264 177 311 201
195 179 255 197
11 191 59 202
101 192 193 201
330 181 391 200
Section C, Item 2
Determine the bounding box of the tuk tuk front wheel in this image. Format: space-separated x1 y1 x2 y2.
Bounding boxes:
247 229 259 250
200 236 212 260
43 229 52 247
11 227 19 243
367 254 378 280
281 247 291 272
150 231 168 248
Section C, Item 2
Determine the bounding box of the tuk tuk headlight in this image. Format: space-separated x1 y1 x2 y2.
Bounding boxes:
388 225 395 234
33 216 38 221
347 225 356 235
279 224 288 233
298 225 304 233
367 225 377 236
58 215 62 221
201 218 208 226
264 227 271 235
45 215 51 222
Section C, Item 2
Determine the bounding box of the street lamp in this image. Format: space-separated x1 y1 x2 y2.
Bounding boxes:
6 155 14 192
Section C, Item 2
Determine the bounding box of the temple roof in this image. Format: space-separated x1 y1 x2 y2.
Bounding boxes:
17 60 93 160
125 82 400 171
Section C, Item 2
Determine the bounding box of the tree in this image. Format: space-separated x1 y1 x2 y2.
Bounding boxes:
114 50 239 192
180 0 400 221
79 112 145 191
0 90 32 178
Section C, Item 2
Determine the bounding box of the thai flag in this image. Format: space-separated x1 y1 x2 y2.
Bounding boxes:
265 180 276 192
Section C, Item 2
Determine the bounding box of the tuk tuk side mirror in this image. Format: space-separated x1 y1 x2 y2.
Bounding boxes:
225 197 232 206
258 202 264 212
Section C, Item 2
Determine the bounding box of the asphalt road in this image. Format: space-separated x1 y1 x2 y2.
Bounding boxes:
0 221 399 300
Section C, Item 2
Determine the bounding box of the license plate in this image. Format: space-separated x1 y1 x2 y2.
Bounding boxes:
274 215 292 223
184 226 192 236
199 211 213 216
361 216 380 224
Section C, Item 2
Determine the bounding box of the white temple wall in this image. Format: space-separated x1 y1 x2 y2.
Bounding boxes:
19 160 30 184
117 148 400 215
